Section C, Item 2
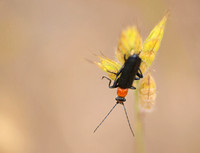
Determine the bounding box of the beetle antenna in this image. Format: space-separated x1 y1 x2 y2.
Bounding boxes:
138 50 141 55
94 103 118 133
122 103 135 137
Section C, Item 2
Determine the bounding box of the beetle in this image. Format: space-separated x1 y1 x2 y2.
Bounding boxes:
94 53 143 136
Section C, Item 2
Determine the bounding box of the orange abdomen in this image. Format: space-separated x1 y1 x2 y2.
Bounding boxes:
117 88 128 98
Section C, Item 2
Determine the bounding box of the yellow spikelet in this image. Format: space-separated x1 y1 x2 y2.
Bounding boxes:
95 55 121 80
140 13 168 73
116 26 142 64
139 73 156 112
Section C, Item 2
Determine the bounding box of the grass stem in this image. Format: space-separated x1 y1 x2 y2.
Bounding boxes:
134 81 145 153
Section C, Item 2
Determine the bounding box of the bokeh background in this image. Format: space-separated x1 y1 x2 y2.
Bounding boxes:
0 0 200 153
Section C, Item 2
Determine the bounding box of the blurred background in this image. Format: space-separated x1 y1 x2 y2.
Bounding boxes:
0 0 200 153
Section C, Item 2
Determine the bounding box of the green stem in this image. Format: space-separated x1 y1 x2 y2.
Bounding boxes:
134 81 145 153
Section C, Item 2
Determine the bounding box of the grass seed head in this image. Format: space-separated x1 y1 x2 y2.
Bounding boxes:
139 73 156 112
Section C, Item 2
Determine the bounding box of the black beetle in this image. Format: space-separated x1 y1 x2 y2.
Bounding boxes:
94 53 143 137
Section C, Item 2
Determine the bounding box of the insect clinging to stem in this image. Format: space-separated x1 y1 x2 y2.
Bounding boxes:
94 52 143 137
94 13 168 137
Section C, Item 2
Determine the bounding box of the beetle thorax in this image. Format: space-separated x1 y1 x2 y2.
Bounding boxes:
117 87 128 98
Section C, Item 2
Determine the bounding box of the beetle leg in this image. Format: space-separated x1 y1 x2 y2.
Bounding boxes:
102 64 124 89
135 77 140 80
116 65 124 76
108 65 124 86
124 54 126 61
130 86 136 90
110 65 125 88
107 70 117 75
107 64 124 77
136 72 141 78
110 78 119 88
139 68 143 78
102 76 118 88
136 68 143 78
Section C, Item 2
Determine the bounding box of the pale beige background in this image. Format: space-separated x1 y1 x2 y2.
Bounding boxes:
0 0 200 153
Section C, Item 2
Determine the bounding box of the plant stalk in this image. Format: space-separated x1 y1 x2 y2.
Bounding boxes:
134 81 145 153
